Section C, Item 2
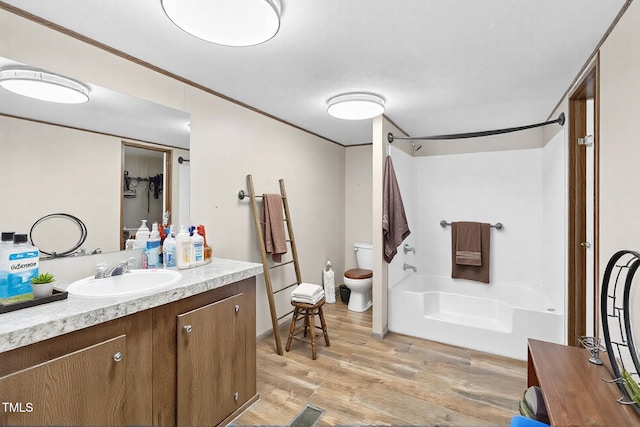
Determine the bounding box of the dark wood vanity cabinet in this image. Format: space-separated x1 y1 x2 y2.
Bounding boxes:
0 277 257 427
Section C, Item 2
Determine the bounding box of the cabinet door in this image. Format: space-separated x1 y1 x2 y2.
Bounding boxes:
0 335 127 426
176 294 245 427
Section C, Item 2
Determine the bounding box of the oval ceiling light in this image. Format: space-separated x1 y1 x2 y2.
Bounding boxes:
0 68 89 104
161 0 282 47
327 93 385 120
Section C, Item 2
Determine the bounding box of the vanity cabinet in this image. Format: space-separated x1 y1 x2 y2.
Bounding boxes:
0 335 128 426
152 278 257 426
0 277 257 427
0 310 153 426
176 292 255 426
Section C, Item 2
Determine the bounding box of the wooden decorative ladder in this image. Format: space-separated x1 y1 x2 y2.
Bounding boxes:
242 174 302 355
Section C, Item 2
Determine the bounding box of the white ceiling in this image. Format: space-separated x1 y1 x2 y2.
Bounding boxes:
0 0 627 146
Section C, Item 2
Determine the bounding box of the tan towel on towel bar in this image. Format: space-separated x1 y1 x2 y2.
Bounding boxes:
455 222 482 266
262 193 287 263
383 155 411 263
451 222 491 284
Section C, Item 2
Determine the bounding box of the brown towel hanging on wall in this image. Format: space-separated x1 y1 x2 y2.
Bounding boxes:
451 222 491 283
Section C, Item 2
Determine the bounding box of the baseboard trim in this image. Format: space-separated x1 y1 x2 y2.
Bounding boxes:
371 326 388 340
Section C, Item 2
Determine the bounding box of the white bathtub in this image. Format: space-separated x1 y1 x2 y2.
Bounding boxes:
388 274 564 360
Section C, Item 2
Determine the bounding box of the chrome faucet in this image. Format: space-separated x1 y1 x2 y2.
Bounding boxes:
96 258 134 279
403 244 416 254
403 263 417 272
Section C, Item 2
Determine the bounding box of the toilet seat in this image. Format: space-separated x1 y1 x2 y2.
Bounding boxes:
344 268 373 280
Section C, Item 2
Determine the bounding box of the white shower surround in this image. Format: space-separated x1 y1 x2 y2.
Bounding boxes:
387 134 567 359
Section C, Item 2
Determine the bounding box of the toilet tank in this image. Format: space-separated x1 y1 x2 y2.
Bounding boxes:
354 242 373 269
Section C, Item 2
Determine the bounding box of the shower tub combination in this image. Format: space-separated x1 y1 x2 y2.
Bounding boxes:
388 274 564 360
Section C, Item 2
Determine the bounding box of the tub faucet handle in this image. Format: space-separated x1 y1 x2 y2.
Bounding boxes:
403 263 417 272
403 244 416 254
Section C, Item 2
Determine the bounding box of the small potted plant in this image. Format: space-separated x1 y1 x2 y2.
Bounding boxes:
31 272 56 298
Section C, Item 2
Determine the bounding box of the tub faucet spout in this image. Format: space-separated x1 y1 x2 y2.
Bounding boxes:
403 263 417 272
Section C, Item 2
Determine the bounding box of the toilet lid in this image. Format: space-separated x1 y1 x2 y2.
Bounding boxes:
344 268 373 279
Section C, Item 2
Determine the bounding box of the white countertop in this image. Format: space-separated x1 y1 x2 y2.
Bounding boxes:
0 258 262 353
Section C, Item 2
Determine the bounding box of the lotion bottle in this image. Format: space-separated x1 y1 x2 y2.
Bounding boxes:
146 222 161 268
163 225 176 268
175 225 192 269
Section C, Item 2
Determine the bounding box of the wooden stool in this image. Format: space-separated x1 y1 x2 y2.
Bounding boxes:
285 298 330 360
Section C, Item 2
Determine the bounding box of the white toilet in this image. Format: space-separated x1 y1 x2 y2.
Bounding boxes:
343 242 373 312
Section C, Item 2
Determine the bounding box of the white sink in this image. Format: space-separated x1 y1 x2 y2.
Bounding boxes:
66 269 183 298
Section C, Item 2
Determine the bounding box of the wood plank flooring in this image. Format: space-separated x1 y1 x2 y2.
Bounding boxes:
232 301 527 426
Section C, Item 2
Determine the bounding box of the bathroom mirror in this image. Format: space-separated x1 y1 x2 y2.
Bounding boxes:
0 56 191 258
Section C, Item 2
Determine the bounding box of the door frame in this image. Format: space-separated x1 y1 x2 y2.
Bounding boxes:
567 56 599 346
121 141 173 250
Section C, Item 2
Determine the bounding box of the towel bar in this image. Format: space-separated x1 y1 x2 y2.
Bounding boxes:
440 220 503 230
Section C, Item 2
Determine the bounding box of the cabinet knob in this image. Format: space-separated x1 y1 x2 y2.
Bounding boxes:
183 325 192 333
235 304 240 313
234 392 239 401
113 352 123 362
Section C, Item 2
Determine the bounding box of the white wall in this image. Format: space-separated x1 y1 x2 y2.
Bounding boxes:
344 145 373 271
599 0 640 273
1 116 121 253
1 9 346 338
415 148 544 287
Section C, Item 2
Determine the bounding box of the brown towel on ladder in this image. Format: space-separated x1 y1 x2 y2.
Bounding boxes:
451 222 490 283
383 155 411 263
262 194 287 263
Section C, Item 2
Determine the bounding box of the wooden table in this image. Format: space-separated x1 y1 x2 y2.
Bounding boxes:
528 339 640 426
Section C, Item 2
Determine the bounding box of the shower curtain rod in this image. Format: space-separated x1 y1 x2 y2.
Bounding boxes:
387 112 565 143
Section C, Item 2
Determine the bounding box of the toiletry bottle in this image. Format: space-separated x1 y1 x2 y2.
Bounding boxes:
175 225 193 269
197 225 212 261
0 232 15 249
0 234 38 304
163 225 177 268
0 233 13 302
134 220 150 268
146 222 161 268
192 227 205 266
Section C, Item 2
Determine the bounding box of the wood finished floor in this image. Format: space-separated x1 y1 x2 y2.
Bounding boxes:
232 302 527 426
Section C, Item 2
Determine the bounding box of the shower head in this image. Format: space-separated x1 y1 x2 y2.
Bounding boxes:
410 140 422 151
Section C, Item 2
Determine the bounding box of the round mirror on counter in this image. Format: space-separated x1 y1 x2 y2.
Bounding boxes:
29 213 87 257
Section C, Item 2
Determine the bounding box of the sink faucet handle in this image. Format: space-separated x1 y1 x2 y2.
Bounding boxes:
95 263 109 279
123 257 135 273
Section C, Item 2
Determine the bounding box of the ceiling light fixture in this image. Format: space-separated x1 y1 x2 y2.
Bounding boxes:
327 93 385 120
0 68 89 104
161 0 282 47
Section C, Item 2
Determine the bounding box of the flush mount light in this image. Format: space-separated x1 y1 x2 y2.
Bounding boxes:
161 0 282 47
327 93 385 120
0 68 89 104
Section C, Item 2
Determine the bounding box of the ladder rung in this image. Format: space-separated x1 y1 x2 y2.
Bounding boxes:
277 309 294 321
269 260 295 269
273 283 298 294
